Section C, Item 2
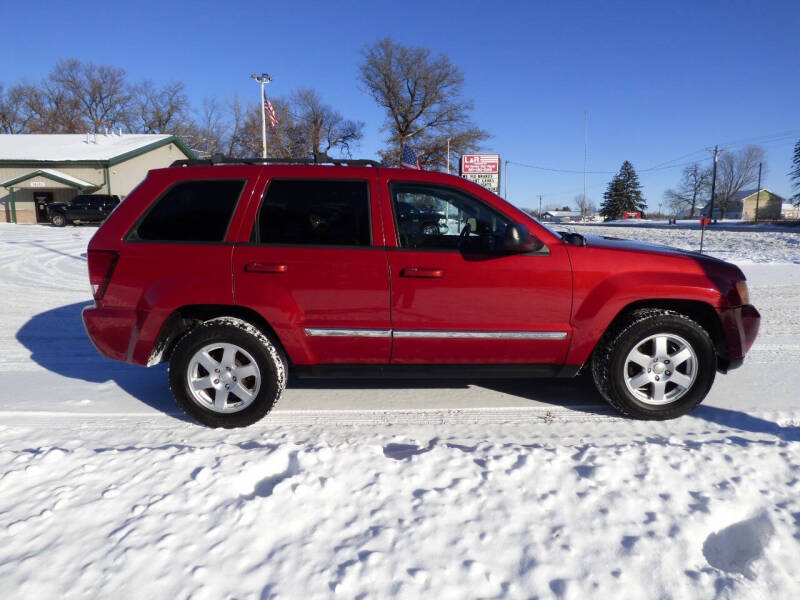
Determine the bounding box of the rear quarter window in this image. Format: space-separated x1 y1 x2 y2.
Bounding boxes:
133 179 245 242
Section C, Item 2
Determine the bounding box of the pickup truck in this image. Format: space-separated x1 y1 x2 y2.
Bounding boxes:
48 194 120 226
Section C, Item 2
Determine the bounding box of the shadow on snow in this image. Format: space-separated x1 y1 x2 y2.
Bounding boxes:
15 302 800 440
16 301 180 418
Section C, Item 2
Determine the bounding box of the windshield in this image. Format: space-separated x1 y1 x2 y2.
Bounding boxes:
528 216 561 237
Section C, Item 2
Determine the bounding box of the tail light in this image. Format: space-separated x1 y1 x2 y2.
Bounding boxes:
87 250 118 301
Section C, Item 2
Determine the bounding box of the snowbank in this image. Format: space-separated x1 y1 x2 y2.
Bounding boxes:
1 416 799 599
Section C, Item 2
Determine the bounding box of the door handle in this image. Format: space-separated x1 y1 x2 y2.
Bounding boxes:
245 262 288 273
401 267 444 278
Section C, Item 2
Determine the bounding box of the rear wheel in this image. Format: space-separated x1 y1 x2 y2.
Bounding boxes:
168 317 287 427
50 213 66 227
591 309 716 419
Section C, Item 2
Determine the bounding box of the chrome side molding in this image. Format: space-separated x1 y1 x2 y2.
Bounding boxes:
304 328 567 340
305 328 392 338
393 330 567 339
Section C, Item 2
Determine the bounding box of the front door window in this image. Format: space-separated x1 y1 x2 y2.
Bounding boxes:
392 183 510 253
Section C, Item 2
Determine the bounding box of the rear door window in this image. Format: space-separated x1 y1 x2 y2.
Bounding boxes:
255 180 371 247
134 180 245 242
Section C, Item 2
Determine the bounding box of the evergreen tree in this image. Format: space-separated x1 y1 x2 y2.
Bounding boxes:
600 161 647 220
791 140 800 205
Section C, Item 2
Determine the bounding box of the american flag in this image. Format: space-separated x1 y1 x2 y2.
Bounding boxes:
401 145 421 169
263 89 278 128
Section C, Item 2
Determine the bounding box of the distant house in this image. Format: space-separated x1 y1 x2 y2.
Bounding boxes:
700 188 783 221
783 203 800 220
542 210 582 223
0 133 193 224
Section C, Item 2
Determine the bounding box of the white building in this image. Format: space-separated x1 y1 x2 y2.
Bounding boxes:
542 210 583 223
0 134 193 224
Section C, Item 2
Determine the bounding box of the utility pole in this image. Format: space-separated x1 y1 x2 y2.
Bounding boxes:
708 145 720 222
754 162 762 221
538 194 543 219
504 160 509 200
250 73 273 158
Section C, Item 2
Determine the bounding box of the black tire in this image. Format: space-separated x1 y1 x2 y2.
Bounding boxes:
168 317 287 428
591 309 716 420
50 213 66 227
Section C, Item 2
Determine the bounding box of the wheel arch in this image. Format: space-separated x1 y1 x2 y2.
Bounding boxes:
596 299 726 366
147 304 287 367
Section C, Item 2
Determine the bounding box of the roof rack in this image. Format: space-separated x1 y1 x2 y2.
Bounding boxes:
170 153 381 168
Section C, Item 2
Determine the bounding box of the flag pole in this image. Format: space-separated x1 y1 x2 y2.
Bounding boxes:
251 73 272 158
260 79 267 159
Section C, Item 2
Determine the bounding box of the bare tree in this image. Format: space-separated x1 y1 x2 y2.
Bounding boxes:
358 38 488 169
573 194 595 219
1 80 86 133
0 84 27 133
129 80 191 134
291 88 364 157
185 97 231 157
715 146 766 219
50 59 131 132
663 163 711 217
224 89 363 159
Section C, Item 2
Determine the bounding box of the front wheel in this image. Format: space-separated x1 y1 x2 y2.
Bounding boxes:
591 309 716 420
168 318 287 428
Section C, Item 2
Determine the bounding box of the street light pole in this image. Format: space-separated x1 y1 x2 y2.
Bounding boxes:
446 137 451 174
250 73 273 158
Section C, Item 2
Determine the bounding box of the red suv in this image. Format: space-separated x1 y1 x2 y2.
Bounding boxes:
82 158 760 427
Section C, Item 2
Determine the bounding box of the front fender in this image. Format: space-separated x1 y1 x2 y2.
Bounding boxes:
566 270 723 365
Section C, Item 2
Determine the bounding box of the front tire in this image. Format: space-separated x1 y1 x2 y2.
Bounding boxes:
591 309 716 420
50 213 66 227
168 317 287 428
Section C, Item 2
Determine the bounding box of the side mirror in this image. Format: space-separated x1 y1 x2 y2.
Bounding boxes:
504 223 544 253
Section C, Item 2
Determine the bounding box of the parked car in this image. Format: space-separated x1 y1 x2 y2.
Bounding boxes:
396 200 448 241
82 159 760 427
48 194 120 227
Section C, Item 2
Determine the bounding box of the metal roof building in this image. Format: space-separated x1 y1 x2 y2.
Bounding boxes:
0 133 193 224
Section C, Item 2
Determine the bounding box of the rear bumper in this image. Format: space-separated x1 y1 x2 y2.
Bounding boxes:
82 305 138 363
717 304 760 372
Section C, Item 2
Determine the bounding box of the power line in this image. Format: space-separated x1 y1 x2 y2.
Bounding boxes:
507 160 615 174
507 128 800 178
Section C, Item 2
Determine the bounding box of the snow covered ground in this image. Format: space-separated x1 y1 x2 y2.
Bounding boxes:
1 223 799 599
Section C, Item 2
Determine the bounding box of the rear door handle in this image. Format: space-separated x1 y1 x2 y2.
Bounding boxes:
401 267 444 278
245 262 288 273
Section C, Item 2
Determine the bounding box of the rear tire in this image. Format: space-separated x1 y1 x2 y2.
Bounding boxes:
50 213 66 227
591 309 716 420
168 317 287 428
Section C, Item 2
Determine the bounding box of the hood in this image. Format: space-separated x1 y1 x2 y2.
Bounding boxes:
582 233 728 263
579 233 747 284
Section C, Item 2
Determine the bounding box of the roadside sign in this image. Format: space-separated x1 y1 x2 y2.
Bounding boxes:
699 217 711 227
460 154 501 194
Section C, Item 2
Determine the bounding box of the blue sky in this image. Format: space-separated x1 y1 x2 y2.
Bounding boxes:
2 0 798 210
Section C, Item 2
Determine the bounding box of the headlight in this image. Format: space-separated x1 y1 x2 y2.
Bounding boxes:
735 281 749 305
